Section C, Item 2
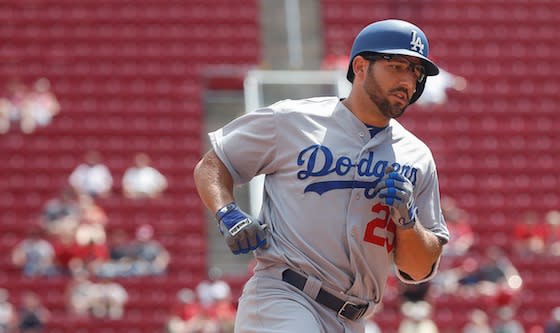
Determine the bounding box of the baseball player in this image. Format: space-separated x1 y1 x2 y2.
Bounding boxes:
194 19 450 333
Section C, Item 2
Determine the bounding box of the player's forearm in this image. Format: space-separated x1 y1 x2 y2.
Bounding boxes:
193 150 235 214
394 222 443 281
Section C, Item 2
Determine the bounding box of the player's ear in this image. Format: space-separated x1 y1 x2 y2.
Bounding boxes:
352 56 368 81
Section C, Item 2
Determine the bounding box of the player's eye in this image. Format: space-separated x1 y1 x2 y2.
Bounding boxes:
368 54 426 83
388 58 426 83
388 61 407 72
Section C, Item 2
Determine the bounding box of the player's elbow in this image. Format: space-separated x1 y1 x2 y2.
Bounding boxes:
193 151 213 185
398 264 435 282
395 253 439 281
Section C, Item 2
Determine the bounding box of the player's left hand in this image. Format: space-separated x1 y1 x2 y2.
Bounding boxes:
374 167 417 229
216 203 269 255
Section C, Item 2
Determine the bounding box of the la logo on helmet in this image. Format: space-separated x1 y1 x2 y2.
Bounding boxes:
409 30 425 55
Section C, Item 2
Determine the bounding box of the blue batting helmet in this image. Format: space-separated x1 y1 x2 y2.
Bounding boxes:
346 19 439 104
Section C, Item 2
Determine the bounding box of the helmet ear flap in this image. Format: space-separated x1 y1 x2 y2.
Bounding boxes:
346 56 361 83
346 61 355 83
409 78 426 104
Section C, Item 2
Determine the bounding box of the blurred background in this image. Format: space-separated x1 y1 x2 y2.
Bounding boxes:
0 0 559 332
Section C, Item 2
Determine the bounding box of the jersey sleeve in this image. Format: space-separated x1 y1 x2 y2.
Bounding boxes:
414 156 449 243
209 107 278 185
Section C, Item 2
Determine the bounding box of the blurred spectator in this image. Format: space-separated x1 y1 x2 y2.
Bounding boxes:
50 203 109 276
51 227 82 276
190 267 236 333
196 267 232 309
74 195 110 274
207 281 236 333
72 221 109 275
65 266 96 318
166 288 219 333
97 224 170 278
41 187 80 238
545 210 560 256
545 307 560 333
441 197 474 258
398 301 439 333
458 247 522 295
106 228 134 261
122 152 168 199
89 276 128 319
95 228 138 278
19 77 60 134
129 224 170 275
17 292 50 333
66 262 128 319
69 150 113 198
11 228 59 277
416 67 467 106
462 309 492 333
77 194 109 227
0 289 16 333
512 211 547 256
433 246 523 302
493 306 525 333
66 258 127 320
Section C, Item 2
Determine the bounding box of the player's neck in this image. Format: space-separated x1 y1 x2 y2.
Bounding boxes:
341 94 389 127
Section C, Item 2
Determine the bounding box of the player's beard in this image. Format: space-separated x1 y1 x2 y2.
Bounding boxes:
363 67 409 119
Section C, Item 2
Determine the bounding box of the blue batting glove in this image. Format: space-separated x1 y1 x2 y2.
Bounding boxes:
374 167 417 229
215 203 269 255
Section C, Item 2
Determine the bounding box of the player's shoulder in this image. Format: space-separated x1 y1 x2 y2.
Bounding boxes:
390 120 433 154
268 96 340 115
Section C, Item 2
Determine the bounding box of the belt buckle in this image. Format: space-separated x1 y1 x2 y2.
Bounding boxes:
337 301 366 320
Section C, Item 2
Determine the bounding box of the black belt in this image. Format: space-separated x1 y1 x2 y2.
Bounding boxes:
281 269 368 321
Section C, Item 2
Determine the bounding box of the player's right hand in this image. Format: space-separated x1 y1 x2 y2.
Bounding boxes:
374 167 417 230
216 203 269 255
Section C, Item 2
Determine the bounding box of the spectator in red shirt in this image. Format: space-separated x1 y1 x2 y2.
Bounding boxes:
166 288 219 333
512 211 548 256
207 282 236 333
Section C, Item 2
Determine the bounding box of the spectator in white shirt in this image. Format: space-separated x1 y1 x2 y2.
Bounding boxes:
69 151 113 198
20 77 61 134
122 153 168 199
0 289 16 333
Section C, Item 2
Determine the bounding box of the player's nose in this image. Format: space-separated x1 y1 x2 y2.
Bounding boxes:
397 77 416 100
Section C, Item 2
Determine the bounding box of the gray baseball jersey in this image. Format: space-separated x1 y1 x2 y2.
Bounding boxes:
209 96 449 332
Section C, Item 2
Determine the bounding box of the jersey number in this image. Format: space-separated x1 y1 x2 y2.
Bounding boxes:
363 203 396 252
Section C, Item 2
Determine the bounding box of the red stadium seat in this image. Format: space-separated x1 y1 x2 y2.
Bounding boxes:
0 0 258 332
